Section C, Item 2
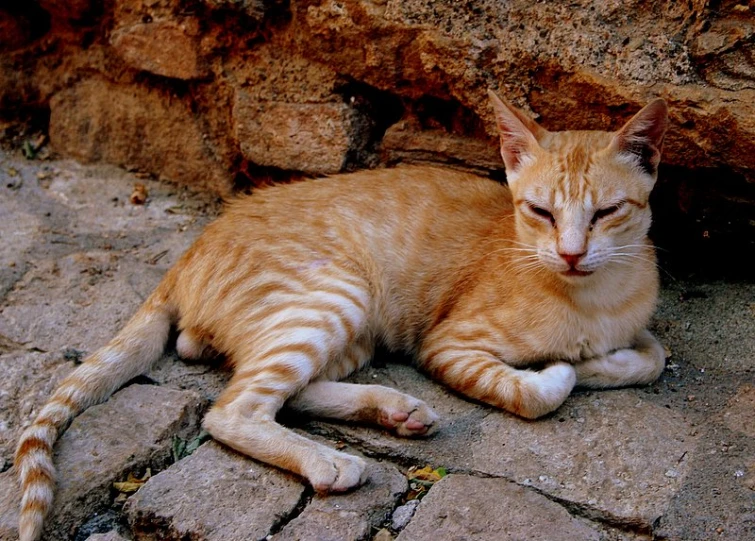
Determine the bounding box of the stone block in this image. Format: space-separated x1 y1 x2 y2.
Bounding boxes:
110 18 208 80
1 384 204 540
49 78 234 195
125 441 306 540
397 474 601 541
233 92 370 174
305 363 697 530
381 120 502 172
273 460 407 540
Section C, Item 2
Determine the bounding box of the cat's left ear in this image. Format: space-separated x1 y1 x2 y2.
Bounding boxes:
488 90 547 178
610 99 669 179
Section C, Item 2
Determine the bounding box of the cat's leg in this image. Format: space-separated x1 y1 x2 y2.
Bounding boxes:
287 381 439 437
176 327 209 360
203 283 372 493
418 333 576 419
288 334 439 436
574 329 665 388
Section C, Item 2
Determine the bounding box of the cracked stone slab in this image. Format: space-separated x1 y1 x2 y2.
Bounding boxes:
273 460 407 541
304 363 697 529
654 423 755 541
396 474 602 541
125 441 306 540
2 384 205 540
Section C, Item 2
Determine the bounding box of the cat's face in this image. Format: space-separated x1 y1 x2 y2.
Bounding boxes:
488 92 668 281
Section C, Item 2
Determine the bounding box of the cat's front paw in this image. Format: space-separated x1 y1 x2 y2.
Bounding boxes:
305 449 368 493
377 397 439 438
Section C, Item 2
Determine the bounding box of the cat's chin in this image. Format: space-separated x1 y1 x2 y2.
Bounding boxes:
561 269 594 277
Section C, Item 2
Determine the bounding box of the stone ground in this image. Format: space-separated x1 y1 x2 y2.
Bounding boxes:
0 148 753 541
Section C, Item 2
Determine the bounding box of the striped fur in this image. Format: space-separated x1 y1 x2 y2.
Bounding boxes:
15 93 668 540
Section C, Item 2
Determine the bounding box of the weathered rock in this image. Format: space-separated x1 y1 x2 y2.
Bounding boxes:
654 424 755 541
306 363 697 530
273 460 407 540
233 93 370 174
397 474 602 541
44 384 205 539
723 385 755 438
125 441 305 540
390 498 419 531
86 532 130 541
110 18 209 80
38 0 93 22
0 384 204 540
49 78 234 194
0 470 22 540
382 120 501 173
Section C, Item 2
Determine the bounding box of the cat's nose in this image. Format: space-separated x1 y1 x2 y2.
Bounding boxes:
559 252 585 268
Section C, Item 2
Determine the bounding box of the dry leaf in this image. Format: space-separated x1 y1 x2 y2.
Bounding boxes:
130 182 148 205
113 468 151 493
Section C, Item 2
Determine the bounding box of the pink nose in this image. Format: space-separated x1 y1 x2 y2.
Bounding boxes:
559 252 585 268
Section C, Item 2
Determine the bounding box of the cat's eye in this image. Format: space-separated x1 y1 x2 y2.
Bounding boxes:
591 203 624 225
528 204 555 225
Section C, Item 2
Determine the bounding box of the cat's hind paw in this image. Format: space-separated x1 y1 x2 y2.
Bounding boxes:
377 397 439 438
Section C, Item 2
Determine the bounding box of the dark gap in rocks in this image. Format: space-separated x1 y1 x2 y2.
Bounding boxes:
0 3 52 48
73 509 124 541
336 79 404 170
413 94 488 139
232 159 309 193
651 164 755 282
267 484 314 537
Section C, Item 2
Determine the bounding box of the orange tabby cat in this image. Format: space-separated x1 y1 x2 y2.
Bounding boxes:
15 91 668 540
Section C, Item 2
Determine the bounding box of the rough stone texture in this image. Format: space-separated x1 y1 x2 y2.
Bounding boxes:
390 499 419 531
0 384 205 540
110 18 209 80
397 474 602 541
382 120 502 173
49 78 235 194
723 385 755 439
45 385 205 540
654 424 755 541
233 94 370 174
308 365 697 529
125 441 305 540
273 460 407 540
86 531 130 541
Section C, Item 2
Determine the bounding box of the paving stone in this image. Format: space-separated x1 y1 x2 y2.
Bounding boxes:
148 353 230 404
305 363 697 530
722 384 755 438
43 384 205 540
273 460 406 541
125 441 305 540
233 93 370 174
396 474 601 541
0 469 22 541
86 532 130 541
654 423 755 541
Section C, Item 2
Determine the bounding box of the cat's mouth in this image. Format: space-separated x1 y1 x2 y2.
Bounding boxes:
561 268 594 277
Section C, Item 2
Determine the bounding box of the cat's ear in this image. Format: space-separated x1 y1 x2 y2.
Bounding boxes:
610 99 668 178
488 90 546 176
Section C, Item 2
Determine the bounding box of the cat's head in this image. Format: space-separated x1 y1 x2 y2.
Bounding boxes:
489 90 668 282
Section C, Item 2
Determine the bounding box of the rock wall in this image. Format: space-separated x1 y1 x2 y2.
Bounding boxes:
1 0 754 271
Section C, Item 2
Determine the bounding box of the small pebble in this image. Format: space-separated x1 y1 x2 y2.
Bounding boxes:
391 499 420 531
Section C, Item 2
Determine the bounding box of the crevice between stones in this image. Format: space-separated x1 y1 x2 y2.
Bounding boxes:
266 484 315 539
303 425 656 537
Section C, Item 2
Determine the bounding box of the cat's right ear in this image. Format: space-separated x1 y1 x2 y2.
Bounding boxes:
488 90 545 177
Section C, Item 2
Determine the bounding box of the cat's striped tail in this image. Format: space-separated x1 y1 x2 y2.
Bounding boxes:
14 281 175 541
